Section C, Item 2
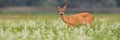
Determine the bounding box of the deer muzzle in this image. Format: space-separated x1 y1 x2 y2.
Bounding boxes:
59 12 64 15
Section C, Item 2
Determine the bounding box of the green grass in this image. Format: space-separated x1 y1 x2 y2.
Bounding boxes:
0 12 120 40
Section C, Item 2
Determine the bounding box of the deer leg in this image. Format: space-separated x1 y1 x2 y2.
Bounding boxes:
67 24 74 28
86 23 91 28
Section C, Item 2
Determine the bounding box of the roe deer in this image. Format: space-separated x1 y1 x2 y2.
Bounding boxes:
57 5 94 27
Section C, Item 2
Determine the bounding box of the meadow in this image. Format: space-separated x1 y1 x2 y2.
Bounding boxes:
0 12 120 40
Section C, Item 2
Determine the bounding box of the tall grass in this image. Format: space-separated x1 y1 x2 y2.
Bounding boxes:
0 13 120 40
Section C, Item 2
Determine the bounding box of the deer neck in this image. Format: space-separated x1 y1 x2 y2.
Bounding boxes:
60 13 67 23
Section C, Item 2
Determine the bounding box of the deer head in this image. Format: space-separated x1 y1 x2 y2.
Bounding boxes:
57 5 67 15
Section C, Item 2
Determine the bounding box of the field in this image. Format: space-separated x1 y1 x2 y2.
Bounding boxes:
0 12 120 40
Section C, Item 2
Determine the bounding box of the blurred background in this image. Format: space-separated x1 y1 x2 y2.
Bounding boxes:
0 0 120 14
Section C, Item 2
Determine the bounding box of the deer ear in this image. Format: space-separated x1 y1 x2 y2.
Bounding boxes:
57 5 61 10
62 5 67 11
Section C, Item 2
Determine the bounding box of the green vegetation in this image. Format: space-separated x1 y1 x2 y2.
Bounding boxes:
0 0 118 8
0 12 120 40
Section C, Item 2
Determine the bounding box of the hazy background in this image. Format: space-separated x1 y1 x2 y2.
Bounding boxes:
0 0 120 14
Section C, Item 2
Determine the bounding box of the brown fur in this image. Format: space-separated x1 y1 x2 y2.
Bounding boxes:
57 5 94 27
